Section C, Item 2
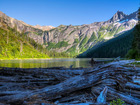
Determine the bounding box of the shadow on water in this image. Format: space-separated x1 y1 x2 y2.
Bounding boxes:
0 58 113 68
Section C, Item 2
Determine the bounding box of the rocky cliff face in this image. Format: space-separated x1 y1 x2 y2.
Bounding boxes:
0 10 138 56
41 10 137 55
109 11 128 22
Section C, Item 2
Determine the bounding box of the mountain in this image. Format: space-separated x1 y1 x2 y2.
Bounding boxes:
42 10 137 56
0 17 49 59
108 10 128 22
33 24 55 31
0 10 138 56
77 28 134 58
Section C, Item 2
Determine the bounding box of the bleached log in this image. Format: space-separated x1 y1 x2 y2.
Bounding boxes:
0 60 135 104
97 86 108 103
92 86 140 104
126 82 140 90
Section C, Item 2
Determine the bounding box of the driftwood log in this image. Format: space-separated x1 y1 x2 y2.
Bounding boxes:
0 60 140 105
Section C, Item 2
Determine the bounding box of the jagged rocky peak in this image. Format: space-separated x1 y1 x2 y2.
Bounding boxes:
33 24 55 31
110 10 127 22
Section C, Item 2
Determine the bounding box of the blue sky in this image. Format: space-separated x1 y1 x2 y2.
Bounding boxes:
0 0 139 27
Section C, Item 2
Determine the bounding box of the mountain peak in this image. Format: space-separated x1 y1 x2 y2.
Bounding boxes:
33 24 55 31
109 11 127 22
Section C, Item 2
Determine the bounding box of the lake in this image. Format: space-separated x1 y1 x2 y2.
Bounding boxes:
0 58 113 68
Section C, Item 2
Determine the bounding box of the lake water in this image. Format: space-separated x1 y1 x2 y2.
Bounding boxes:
0 58 113 68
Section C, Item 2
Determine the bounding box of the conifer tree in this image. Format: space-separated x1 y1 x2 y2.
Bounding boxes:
126 7 140 59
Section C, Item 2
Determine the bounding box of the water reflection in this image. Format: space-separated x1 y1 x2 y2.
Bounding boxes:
0 58 112 68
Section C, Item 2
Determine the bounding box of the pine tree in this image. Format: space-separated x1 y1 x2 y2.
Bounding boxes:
126 7 140 59
138 7 140 24
7 31 9 44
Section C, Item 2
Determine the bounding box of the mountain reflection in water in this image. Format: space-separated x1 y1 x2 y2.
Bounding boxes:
0 58 113 68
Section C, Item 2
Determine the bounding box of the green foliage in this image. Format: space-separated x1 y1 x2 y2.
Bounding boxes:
107 27 117 37
69 30 75 35
98 31 104 38
80 34 84 41
53 41 69 48
78 29 134 58
46 42 56 50
46 42 71 58
66 45 79 56
126 11 140 59
80 46 88 52
48 50 71 58
0 21 50 59
0 20 71 59
31 27 43 36
60 26 68 33
33 32 38 35
110 99 126 105
116 26 125 34
88 32 97 43
74 38 79 43
0 45 2 54
100 25 108 31
125 49 138 59
138 7 140 24
80 36 88 47
107 24 113 31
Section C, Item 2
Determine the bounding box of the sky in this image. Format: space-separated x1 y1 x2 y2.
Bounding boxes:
0 0 139 27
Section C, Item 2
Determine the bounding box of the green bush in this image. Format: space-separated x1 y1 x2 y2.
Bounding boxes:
110 99 126 105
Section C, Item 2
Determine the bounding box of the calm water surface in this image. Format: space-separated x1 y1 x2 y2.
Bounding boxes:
0 58 113 68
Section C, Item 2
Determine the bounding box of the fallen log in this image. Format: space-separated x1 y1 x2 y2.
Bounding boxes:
126 82 140 90
0 60 137 105
0 60 135 104
91 85 140 104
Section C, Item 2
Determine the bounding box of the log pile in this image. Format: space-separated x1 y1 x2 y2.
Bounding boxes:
0 60 140 105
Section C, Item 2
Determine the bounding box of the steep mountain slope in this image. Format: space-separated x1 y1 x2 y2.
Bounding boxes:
42 10 137 56
0 17 50 59
77 28 134 58
0 10 138 57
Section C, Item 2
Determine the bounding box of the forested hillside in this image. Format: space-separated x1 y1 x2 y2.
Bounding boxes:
0 17 70 59
77 29 134 58
125 7 140 59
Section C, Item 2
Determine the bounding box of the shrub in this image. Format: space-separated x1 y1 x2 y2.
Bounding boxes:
110 99 126 105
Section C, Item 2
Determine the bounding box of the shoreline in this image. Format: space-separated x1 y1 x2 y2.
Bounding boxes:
0 57 75 60
0 58 52 60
